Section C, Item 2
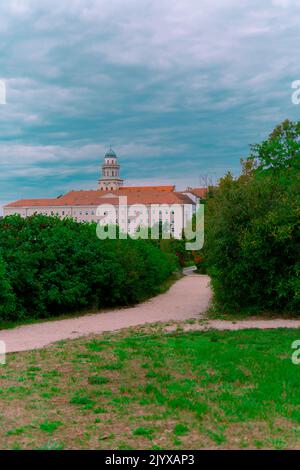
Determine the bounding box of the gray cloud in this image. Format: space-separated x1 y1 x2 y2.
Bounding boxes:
1 0 300 213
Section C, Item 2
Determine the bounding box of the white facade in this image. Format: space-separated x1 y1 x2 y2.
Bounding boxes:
4 205 98 222
4 202 195 239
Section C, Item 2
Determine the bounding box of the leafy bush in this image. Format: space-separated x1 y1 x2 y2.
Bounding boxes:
0 252 16 319
204 120 300 314
0 215 177 322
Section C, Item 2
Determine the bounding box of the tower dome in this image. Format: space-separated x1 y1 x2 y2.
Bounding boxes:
105 148 117 158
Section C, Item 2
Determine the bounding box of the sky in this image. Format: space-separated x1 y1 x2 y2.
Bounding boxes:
1 0 300 211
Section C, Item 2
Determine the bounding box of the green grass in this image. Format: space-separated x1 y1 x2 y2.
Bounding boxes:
132 427 155 438
40 420 63 434
206 303 300 320
88 376 110 385
1 324 300 449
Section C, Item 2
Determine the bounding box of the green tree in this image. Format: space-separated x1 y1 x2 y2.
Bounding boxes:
0 252 16 319
249 119 300 174
0 215 177 322
204 120 300 314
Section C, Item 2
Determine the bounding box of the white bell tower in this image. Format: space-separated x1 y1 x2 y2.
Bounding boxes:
98 147 124 191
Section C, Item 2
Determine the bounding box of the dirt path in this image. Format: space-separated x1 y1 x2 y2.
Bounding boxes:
1 274 212 353
2 275 300 354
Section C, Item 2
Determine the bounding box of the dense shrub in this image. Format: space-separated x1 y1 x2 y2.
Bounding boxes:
0 215 177 322
0 253 16 319
204 120 300 314
149 236 189 267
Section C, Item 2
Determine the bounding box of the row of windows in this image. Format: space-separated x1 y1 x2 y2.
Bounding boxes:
23 208 179 218
7 209 177 232
25 212 177 221
103 170 118 177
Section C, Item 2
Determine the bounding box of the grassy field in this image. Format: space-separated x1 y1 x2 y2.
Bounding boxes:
1 324 300 450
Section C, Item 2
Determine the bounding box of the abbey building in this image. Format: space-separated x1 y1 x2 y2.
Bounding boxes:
4 149 207 235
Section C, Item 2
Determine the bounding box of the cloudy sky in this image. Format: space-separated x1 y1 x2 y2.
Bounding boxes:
1 0 300 210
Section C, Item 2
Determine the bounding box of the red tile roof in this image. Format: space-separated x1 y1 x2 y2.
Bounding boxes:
120 185 175 192
5 198 61 208
184 187 208 198
5 189 193 208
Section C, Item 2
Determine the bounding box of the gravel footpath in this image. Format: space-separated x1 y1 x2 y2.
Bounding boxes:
2 275 299 354
1 274 211 353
